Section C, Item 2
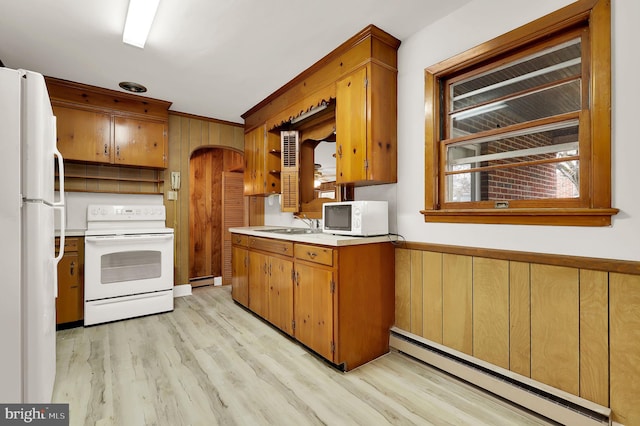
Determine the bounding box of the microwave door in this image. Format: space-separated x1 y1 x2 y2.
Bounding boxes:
327 205 351 231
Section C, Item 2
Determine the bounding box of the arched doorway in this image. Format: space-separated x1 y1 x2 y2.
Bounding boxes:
189 147 244 287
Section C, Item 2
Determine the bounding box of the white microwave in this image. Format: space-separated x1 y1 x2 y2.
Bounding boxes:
322 201 389 237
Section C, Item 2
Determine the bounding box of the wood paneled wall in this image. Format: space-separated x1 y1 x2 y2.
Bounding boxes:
395 243 640 424
164 113 244 286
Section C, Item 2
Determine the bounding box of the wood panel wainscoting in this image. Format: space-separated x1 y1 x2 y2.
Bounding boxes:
394 242 640 425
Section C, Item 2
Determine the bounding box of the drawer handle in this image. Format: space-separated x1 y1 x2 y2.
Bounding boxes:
307 251 317 259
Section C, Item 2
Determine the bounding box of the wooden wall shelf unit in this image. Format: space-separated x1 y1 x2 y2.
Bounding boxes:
241 25 400 208
55 161 165 194
46 77 172 194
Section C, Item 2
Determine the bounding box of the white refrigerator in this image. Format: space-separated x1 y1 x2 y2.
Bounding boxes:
0 67 65 403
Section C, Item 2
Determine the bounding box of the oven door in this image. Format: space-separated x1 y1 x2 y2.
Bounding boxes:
84 233 174 301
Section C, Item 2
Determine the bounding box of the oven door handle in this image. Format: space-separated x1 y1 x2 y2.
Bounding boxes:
85 235 173 245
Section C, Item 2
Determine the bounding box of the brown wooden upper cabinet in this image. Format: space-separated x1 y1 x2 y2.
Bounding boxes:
53 106 111 164
241 25 400 204
336 63 397 185
113 116 167 168
46 77 171 169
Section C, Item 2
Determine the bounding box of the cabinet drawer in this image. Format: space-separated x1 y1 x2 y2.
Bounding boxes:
249 237 293 257
56 237 79 252
232 234 248 247
294 244 334 266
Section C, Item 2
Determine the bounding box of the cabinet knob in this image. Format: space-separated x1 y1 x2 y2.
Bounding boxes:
69 261 75 276
104 144 108 156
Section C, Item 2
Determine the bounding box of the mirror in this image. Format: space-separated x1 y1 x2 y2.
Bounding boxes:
298 138 336 217
314 141 337 199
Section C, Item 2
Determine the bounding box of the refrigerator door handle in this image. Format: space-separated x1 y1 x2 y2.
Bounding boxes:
53 118 65 207
53 140 65 266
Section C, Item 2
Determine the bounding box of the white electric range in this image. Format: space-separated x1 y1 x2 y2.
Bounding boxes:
84 205 174 326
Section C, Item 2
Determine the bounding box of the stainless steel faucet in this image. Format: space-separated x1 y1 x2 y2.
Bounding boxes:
299 214 320 230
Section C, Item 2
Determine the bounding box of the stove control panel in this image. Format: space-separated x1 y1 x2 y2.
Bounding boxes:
87 205 166 222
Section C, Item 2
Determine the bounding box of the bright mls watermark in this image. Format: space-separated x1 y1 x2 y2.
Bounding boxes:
0 404 68 425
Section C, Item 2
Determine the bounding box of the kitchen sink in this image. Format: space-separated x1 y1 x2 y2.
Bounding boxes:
259 227 322 235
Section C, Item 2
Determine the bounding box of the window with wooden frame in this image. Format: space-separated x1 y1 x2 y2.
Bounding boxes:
422 0 617 226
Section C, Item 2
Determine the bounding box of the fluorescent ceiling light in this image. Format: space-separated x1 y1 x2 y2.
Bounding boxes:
123 0 160 48
291 102 329 124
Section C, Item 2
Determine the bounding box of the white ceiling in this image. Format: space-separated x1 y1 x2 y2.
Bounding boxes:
0 0 470 123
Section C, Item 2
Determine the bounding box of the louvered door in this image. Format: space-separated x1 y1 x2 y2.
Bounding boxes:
281 130 300 212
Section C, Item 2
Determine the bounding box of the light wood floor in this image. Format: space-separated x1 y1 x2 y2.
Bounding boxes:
53 286 555 426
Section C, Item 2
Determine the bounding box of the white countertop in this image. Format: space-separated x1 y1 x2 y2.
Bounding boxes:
229 226 397 247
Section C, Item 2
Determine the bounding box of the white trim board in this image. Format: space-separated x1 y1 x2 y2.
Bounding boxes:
173 284 192 298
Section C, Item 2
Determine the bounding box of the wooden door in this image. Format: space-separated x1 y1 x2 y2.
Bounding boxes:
53 105 112 163
231 246 249 306
114 116 166 168
248 251 269 318
294 263 334 361
189 149 223 286
221 172 245 285
268 256 294 335
335 66 367 183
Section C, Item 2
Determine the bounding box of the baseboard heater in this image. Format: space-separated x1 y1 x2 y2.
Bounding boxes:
389 327 612 426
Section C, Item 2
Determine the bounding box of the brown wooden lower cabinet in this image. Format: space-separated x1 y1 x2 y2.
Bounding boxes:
231 233 395 370
231 235 249 307
55 237 84 325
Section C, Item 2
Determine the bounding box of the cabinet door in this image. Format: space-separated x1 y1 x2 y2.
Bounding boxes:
114 116 167 168
243 127 263 195
294 263 334 361
54 105 112 163
336 66 367 183
268 257 294 335
56 252 83 324
248 251 269 318
231 246 249 307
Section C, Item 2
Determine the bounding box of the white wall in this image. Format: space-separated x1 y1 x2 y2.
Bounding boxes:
396 0 640 261
57 192 163 232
